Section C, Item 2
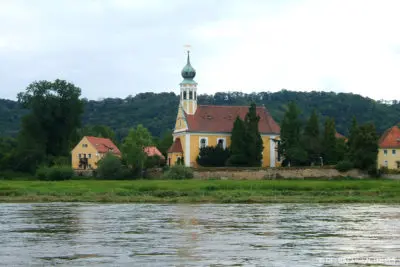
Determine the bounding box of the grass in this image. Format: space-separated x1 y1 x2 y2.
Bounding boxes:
1 179 400 203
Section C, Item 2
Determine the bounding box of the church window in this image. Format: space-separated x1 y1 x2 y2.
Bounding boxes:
194 91 196 100
183 91 187 99
199 137 208 148
189 91 193 99
217 138 226 149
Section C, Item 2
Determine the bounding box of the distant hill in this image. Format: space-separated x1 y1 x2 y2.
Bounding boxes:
1 90 399 139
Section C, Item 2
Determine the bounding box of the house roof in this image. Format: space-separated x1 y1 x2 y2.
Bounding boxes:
86 136 121 155
168 138 183 153
184 105 280 134
335 132 345 139
379 125 400 148
144 146 165 159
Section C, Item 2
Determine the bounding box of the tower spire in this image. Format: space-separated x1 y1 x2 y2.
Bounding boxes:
180 45 197 115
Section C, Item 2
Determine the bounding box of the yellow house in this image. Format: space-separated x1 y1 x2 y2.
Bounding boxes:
377 125 400 170
71 136 121 170
167 51 281 168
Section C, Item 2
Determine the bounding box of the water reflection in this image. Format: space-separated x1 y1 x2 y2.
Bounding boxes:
0 203 399 266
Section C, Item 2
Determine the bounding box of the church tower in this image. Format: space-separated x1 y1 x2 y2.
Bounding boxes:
180 50 197 115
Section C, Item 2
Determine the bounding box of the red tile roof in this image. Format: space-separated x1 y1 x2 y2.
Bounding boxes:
168 138 183 153
144 146 165 159
86 136 121 155
379 125 400 148
335 132 345 139
184 105 280 134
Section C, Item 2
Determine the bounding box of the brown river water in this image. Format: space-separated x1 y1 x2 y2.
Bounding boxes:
0 203 399 266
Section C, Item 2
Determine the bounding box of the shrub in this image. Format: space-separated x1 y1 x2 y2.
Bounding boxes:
145 155 164 168
162 165 194 179
335 160 354 172
36 165 74 181
96 153 125 179
197 146 230 167
226 154 248 166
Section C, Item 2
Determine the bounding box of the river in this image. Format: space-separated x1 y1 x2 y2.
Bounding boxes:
0 203 399 266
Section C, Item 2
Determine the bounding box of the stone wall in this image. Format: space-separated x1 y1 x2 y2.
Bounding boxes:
193 167 367 180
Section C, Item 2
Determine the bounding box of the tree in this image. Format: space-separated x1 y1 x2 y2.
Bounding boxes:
322 117 337 164
197 146 230 167
16 79 84 170
155 130 173 159
226 116 247 166
302 110 321 164
122 124 153 177
349 123 379 171
244 102 264 166
347 116 359 161
335 137 347 162
96 153 124 179
279 101 307 166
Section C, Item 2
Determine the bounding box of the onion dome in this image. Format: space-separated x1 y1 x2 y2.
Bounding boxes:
181 51 196 80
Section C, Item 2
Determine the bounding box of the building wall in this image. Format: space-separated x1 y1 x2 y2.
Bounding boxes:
378 148 400 169
167 152 184 166
71 137 101 169
186 133 280 168
174 106 188 132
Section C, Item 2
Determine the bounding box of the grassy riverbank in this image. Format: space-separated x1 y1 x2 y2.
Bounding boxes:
1 179 400 203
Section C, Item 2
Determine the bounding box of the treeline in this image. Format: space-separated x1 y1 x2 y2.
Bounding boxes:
279 102 379 174
0 80 172 178
196 101 379 175
1 90 400 139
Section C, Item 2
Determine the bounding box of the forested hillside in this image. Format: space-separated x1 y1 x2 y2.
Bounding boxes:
1 90 399 139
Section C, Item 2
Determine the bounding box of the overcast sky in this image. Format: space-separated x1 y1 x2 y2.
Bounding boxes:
1 0 400 101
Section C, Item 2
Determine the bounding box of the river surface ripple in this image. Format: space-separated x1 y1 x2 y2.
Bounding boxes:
0 203 399 266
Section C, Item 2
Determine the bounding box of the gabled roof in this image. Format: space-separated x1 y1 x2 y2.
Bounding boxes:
379 125 400 148
184 105 280 134
144 146 165 159
86 136 121 155
168 138 183 153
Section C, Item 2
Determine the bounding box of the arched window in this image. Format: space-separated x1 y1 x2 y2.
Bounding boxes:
183 91 187 99
200 138 207 148
189 91 193 100
218 139 224 147
217 138 226 149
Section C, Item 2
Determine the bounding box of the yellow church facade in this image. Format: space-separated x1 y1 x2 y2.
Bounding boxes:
167 51 281 168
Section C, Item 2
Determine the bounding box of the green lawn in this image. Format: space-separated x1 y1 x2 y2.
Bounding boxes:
1 179 400 203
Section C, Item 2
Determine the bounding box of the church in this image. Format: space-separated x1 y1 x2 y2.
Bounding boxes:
167 51 281 168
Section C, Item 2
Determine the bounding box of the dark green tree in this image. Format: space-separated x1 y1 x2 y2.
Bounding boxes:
15 79 83 171
350 123 379 171
227 116 247 166
347 116 359 161
155 130 173 159
244 103 264 166
322 117 337 164
335 137 347 162
302 110 321 164
279 101 307 166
